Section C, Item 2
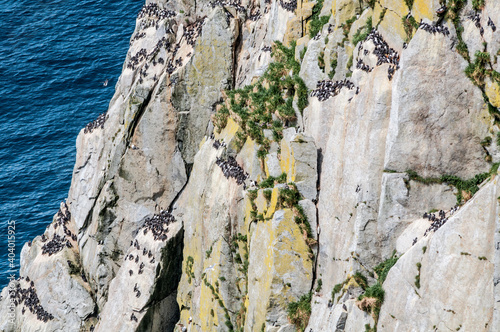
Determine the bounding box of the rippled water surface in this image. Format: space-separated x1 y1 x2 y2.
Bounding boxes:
0 0 143 288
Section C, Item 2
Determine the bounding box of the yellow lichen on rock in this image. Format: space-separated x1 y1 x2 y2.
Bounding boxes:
265 187 281 219
215 117 240 143
273 209 313 276
332 0 358 27
285 18 304 47
412 0 435 22
199 240 222 330
379 0 409 16
280 136 296 183
378 8 407 49
486 80 500 108
245 208 313 330
255 190 268 215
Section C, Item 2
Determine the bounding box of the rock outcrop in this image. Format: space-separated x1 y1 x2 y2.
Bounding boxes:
2 0 500 331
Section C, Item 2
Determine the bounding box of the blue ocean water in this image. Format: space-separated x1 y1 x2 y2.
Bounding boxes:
0 0 143 288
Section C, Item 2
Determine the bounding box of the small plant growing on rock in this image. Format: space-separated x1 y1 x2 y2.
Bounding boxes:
206 246 213 259
287 292 312 332
465 51 491 87
315 279 323 292
353 17 373 46
331 283 342 301
472 0 485 11
318 51 325 71
357 253 399 324
263 189 272 202
415 262 422 289
328 55 337 79
309 0 329 38
185 256 195 284
481 136 492 146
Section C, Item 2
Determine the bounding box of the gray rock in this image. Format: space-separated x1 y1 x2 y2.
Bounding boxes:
378 178 500 331
384 27 490 179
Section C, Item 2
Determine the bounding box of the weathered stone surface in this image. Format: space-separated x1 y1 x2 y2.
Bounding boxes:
412 0 440 23
172 7 236 164
298 199 317 240
245 209 313 331
305 62 393 297
331 0 357 26
378 177 499 331
299 37 327 90
377 172 457 258
175 138 248 331
377 9 405 52
384 27 490 179
306 284 374 331
0 206 94 332
283 133 318 200
96 220 183 331
234 0 296 88
266 152 283 178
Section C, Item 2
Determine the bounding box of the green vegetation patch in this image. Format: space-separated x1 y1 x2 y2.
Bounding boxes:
472 0 485 11
328 53 338 79
277 183 314 243
402 14 419 42
404 0 414 9
481 136 492 147
213 41 308 164
406 168 495 204
465 51 491 87
414 262 422 289
309 0 330 38
287 292 312 332
358 253 399 325
259 172 287 188
353 17 373 46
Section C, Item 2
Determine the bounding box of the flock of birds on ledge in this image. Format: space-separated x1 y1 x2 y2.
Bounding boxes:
412 206 461 245
11 278 54 322
38 203 77 256
84 113 108 134
310 79 357 102
122 210 178 322
142 210 176 241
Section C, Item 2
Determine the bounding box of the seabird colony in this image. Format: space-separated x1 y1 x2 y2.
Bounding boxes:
84 113 108 134
41 202 77 256
411 206 461 246
365 29 400 80
466 11 496 36
278 0 297 12
418 21 450 36
141 210 176 241
310 79 355 102
12 280 54 322
136 3 176 30
422 206 459 237
121 210 177 322
210 0 246 14
215 156 248 186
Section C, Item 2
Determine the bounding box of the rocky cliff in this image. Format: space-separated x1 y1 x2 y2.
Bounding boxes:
2 0 500 331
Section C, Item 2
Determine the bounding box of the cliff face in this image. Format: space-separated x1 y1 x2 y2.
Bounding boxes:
2 0 500 331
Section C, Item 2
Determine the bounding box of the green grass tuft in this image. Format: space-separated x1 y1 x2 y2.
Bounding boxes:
353 17 373 46
287 292 312 332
